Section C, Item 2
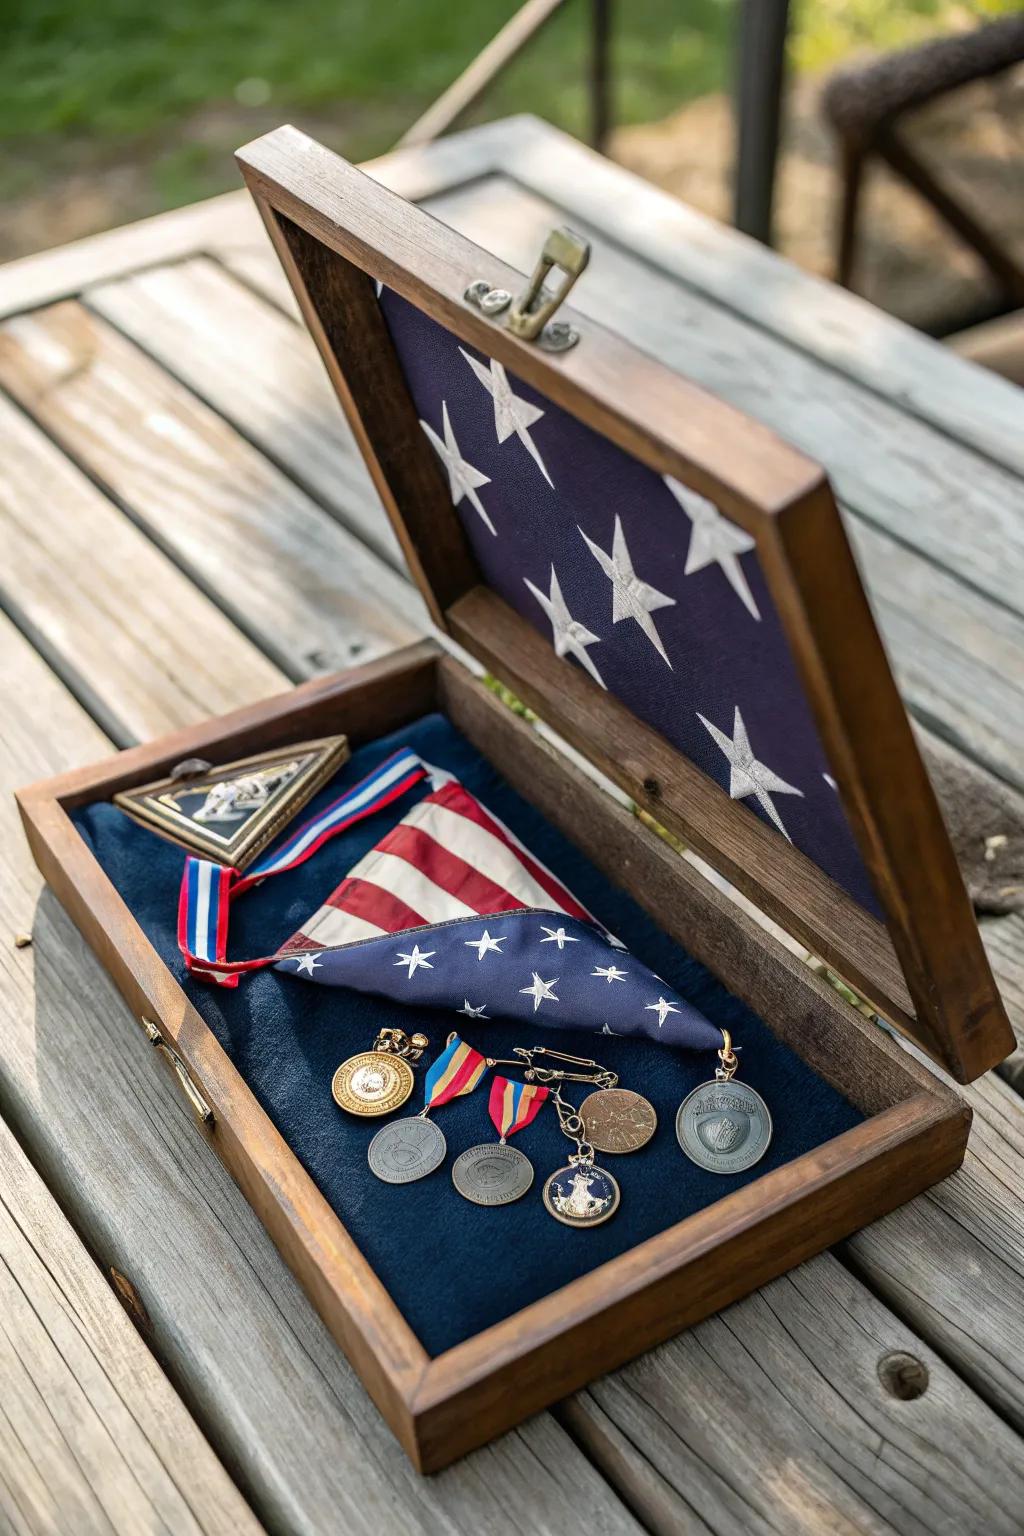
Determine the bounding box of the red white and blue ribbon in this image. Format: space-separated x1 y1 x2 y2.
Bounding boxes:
489 1076 548 1141
179 747 432 985
178 744 603 987
423 1034 489 1112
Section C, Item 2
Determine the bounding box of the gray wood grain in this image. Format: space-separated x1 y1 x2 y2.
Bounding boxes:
0 392 282 745
86 258 405 570
0 611 643 1536
0 1107 262 1536
566 1251 1024 1536
0 304 424 688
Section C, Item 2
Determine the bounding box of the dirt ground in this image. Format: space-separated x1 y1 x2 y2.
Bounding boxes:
611 64 1024 334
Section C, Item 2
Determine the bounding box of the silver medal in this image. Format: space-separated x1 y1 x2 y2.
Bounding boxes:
542 1159 620 1228
452 1143 535 1206
676 1080 772 1174
368 1116 446 1184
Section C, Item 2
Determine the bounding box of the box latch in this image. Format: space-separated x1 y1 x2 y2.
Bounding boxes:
138 1017 215 1127
464 226 590 352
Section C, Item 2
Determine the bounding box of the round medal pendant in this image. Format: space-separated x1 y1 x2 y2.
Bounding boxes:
332 1051 414 1117
452 1143 535 1206
675 1079 772 1174
542 1160 620 1228
368 1116 446 1184
579 1087 657 1154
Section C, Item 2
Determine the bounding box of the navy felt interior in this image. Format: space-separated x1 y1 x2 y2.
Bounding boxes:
73 711 862 1356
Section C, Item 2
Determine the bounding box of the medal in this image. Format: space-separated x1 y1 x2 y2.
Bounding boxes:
541 1086 620 1229
332 1027 428 1116
115 736 350 871
579 1087 657 1153
452 1075 549 1206
368 1034 489 1184
676 1029 772 1174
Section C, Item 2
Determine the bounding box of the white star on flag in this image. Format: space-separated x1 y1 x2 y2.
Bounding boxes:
646 996 679 1028
540 925 578 949
600 1023 621 1036
665 476 760 621
520 973 559 1011
592 964 628 983
459 348 552 486
698 706 803 842
524 565 606 689
395 944 434 978
293 953 322 975
465 929 506 960
458 999 489 1018
579 515 676 666
420 402 496 535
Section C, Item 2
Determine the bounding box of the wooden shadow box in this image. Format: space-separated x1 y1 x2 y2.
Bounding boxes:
16 127 1012 1472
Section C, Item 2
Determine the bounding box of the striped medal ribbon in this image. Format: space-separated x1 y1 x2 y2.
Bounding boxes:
367 1035 489 1186
489 1076 549 1142
451 1074 549 1207
179 747 432 986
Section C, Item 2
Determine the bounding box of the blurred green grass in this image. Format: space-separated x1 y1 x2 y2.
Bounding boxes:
0 0 1015 221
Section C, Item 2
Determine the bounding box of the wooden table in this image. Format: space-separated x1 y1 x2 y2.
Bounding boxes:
2 115 1024 1536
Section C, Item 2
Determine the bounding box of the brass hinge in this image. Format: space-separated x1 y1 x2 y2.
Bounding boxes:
464 226 590 352
138 1017 215 1127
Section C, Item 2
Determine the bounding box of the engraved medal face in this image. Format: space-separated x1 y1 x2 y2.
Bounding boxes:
452 1143 535 1206
368 1117 447 1183
579 1088 657 1153
542 1162 620 1228
332 1051 414 1117
675 1081 772 1174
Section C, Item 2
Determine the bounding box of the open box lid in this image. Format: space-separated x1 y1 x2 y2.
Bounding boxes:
236 125 1012 1084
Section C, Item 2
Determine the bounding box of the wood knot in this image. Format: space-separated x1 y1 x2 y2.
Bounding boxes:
642 776 660 798
877 1351 928 1400
109 1268 152 1336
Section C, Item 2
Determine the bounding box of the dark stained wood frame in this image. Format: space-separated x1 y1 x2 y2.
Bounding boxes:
234 124 1011 1083
18 643 970 1471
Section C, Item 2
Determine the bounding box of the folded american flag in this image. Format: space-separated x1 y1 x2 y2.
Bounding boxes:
177 745 723 1053
276 908 724 1052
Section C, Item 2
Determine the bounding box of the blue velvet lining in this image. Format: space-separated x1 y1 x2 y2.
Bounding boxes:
73 712 862 1356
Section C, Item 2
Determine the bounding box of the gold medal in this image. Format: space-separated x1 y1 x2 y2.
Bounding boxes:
332 1028 428 1117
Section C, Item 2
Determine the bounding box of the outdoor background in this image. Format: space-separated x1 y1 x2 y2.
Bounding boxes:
2 0 1021 328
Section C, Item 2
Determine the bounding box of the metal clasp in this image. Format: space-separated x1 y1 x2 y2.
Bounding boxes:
464 226 590 353
139 1017 214 1126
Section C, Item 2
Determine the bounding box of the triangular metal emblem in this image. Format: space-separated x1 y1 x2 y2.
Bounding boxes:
114 735 350 870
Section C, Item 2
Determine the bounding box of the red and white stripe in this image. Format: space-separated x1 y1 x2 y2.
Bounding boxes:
281 780 600 952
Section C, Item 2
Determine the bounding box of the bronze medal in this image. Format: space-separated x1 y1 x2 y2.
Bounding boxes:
579 1087 657 1153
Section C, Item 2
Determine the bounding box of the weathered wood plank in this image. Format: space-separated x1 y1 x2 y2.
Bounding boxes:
381 115 1024 480
0 1106 262 1536
844 1066 1024 1434
87 258 405 569
420 173 1024 620
0 304 423 681
983 913 1024 1088
0 611 643 1536
0 393 282 744
0 190 259 322
565 1250 1024 1536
